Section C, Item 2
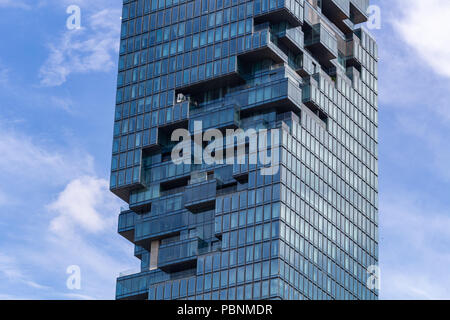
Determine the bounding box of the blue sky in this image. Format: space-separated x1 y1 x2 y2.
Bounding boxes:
0 0 449 300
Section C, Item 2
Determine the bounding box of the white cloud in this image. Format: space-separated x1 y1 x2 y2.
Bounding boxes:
380 193 450 300
39 8 121 86
48 176 118 236
0 122 94 185
0 0 31 9
0 124 135 299
393 0 450 78
0 253 49 291
0 189 7 206
0 65 9 86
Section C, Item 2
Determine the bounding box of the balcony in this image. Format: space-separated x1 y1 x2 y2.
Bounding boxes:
321 0 350 24
350 0 369 24
143 162 191 191
184 179 217 213
157 101 190 131
118 209 136 242
189 103 240 133
232 162 250 181
304 23 338 67
302 80 328 127
237 29 288 65
302 81 320 109
158 238 207 272
116 269 172 300
345 35 362 69
289 51 316 77
116 271 150 300
128 183 160 212
110 168 146 203
238 78 303 116
176 56 243 95
254 0 304 27
134 195 186 245
277 27 304 54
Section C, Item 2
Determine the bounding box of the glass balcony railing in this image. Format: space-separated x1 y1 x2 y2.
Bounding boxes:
254 0 304 27
302 82 320 107
232 161 250 178
129 183 160 208
142 162 191 185
189 104 239 133
116 272 150 299
288 51 315 76
302 79 329 127
304 23 338 59
158 238 207 269
118 210 135 233
351 0 369 13
238 77 302 114
116 269 170 300
176 56 241 95
345 36 362 68
184 180 217 212
118 210 136 242
237 29 288 64
157 101 189 128
350 0 369 24
135 211 188 243
321 0 350 20
277 27 304 53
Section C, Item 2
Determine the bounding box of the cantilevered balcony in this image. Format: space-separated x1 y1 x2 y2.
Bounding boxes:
289 51 316 77
184 179 217 213
176 57 243 95
158 238 207 272
254 0 304 27
345 34 362 69
189 103 240 134
135 212 189 247
322 0 350 20
277 27 304 54
118 209 136 242
116 271 151 300
232 161 251 182
302 81 320 109
128 183 161 212
111 168 147 203
350 0 369 24
238 78 303 116
304 23 338 68
158 101 190 131
237 29 288 65
321 0 350 27
302 78 328 127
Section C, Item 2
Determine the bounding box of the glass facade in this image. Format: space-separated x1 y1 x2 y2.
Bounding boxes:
112 0 378 300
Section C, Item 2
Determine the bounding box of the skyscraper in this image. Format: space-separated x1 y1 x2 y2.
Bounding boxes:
112 0 378 300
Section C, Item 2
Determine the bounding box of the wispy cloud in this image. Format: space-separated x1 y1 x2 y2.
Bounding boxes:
0 124 134 299
0 64 10 85
0 0 31 9
393 0 450 79
0 253 49 291
380 191 450 300
48 176 117 236
39 8 121 86
371 0 450 300
0 121 94 185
